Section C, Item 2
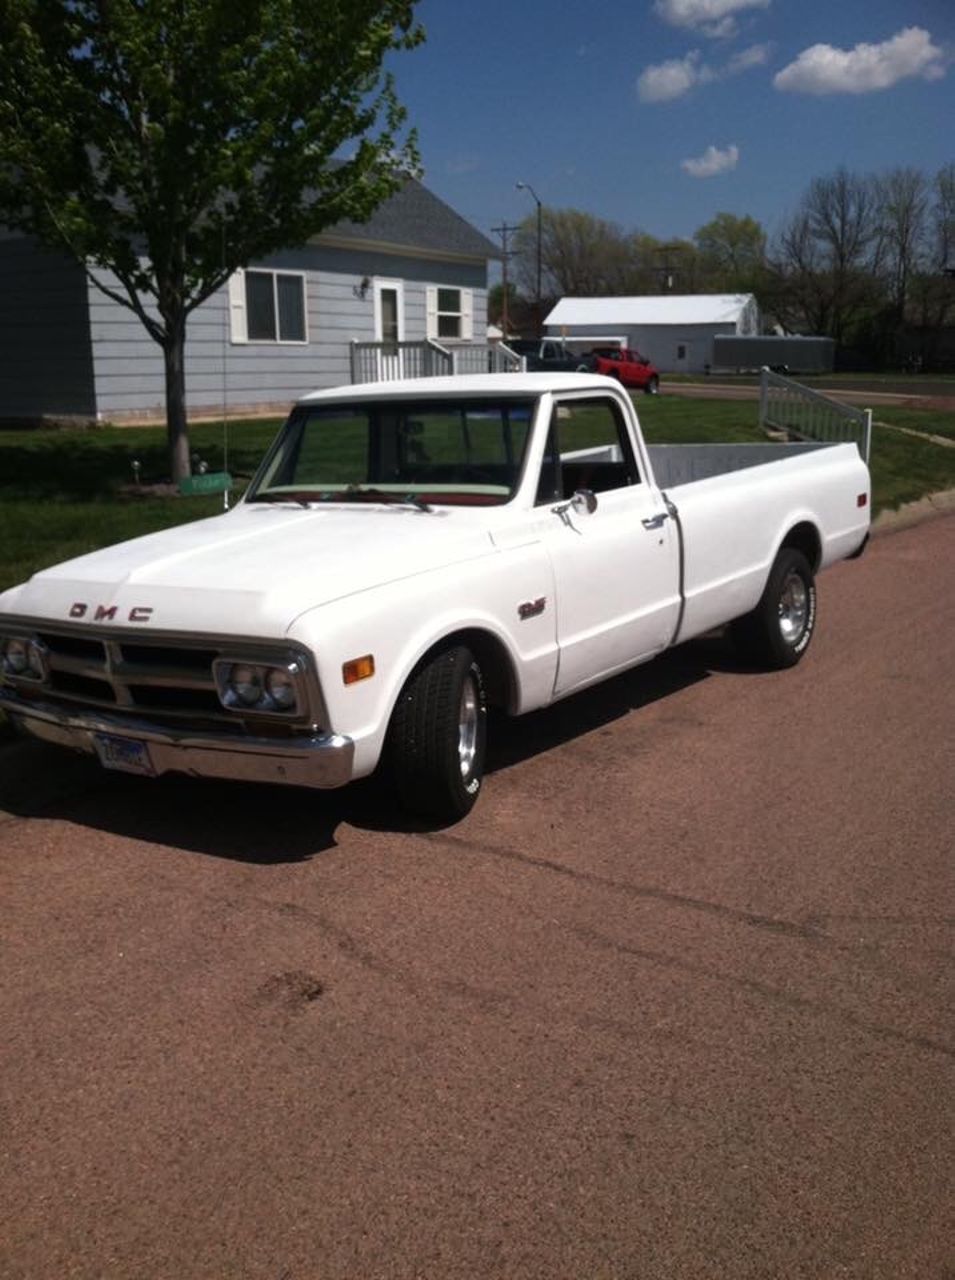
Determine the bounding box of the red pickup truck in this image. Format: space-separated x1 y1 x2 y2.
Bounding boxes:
584 346 660 394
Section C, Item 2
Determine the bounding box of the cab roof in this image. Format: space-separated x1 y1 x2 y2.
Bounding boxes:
297 372 619 404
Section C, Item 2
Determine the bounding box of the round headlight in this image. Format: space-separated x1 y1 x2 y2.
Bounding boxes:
266 667 297 711
230 663 263 706
3 638 30 675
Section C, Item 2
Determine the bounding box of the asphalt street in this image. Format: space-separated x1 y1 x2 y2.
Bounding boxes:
1 515 953 1280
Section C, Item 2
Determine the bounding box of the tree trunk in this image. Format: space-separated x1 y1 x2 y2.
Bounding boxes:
163 316 190 483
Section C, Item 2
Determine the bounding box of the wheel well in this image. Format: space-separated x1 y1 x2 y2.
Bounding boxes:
780 521 822 573
424 629 517 713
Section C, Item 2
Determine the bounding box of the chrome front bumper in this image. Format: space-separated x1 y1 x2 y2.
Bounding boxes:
1 691 355 790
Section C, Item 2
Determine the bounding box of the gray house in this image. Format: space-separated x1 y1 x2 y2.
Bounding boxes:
0 179 500 423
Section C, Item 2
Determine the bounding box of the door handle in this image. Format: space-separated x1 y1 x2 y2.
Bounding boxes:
641 512 669 530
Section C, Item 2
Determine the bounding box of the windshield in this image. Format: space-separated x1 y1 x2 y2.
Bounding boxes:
247 398 536 507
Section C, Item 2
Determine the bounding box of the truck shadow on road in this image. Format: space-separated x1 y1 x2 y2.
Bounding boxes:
0 632 750 862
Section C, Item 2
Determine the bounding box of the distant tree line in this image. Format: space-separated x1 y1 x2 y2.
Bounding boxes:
496 164 955 370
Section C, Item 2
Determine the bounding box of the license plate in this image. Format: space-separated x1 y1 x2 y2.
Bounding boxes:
93 733 155 777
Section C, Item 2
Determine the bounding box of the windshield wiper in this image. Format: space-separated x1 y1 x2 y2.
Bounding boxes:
248 492 312 508
337 486 432 512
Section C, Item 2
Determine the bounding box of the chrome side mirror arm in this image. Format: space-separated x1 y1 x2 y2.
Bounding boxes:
551 489 598 527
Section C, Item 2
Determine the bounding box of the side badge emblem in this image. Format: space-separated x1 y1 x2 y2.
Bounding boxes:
518 597 546 621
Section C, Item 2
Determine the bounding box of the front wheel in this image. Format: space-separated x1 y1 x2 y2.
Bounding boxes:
731 548 817 669
385 645 487 822
644 375 660 395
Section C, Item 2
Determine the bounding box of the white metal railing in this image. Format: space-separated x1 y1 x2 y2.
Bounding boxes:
349 340 522 384
350 339 451 383
759 367 872 462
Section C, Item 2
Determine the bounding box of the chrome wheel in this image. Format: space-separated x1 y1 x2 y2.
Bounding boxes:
778 570 808 645
458 674 479 779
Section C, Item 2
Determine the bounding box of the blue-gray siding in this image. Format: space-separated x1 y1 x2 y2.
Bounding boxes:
88 244 489 418
0 239 95 418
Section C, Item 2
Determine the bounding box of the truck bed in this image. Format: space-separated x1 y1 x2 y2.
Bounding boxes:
647 442 832 489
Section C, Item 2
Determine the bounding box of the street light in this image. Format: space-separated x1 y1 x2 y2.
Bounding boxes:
516 181 542 336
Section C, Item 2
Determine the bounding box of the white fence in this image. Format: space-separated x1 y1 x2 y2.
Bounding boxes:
350 340 521 384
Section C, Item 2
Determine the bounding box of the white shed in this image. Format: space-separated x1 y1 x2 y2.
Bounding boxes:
544 294 759 374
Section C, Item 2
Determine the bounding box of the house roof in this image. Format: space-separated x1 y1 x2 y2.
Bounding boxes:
321 177 499 261
545 294 756 327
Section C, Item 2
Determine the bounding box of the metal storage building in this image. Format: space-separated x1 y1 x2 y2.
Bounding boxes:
544 294 759 374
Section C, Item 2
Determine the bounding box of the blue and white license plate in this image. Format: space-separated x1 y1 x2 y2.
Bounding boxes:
93 733 155 777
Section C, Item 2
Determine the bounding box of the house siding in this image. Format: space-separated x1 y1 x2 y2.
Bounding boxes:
88 245 489 419
0 238 96 419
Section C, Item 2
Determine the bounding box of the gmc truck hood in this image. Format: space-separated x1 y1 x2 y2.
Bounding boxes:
0 503 497 635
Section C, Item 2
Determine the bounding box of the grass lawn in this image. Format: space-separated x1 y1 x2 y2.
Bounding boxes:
871 405 955 442
0 419 283 591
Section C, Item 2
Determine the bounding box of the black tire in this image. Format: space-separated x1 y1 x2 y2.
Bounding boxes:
386 645 487 822
731 548 817 669
644 375 660 395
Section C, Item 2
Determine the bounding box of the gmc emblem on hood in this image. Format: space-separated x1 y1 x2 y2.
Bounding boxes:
69 603 154 623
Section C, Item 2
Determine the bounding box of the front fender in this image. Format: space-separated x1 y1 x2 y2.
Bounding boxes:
286 547 558 777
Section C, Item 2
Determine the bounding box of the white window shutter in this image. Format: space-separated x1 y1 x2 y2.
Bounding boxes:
426 285 438 339
228 270 248 343
461 289 473 340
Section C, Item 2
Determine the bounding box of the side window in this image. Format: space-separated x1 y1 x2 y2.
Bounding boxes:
535 397 641 504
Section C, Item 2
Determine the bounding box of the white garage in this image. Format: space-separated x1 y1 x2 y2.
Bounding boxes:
544 294 759 374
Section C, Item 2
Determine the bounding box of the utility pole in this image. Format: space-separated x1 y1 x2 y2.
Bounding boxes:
656 242 685 293
491 221 520 339
516 182 543 335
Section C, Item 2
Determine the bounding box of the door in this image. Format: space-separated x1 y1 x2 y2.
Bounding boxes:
374 280 404 380
674 340 693 372
535 395 681 697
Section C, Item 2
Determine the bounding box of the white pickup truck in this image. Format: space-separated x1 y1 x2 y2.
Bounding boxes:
0 374 870 821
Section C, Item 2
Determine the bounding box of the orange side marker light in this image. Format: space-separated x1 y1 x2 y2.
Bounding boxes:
343 654 375 685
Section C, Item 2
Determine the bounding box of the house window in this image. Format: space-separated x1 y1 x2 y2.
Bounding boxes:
229 269 307 343
426 286 473 341
436 288 463 338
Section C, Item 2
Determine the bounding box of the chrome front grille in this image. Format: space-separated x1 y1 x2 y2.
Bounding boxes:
3 623 320 731
35 630 222 715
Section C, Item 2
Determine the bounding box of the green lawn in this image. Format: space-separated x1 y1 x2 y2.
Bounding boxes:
871 406 955 442
0 419 283 591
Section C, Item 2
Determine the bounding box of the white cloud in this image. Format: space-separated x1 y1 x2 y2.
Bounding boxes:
726 41 773 73
774 26 946 95
638 51 713 102
637 43 771 102
654 0 770 39
681 144 740 178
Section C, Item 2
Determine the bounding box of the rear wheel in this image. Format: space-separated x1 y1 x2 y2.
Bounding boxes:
386 645 487 822
732 548 816 669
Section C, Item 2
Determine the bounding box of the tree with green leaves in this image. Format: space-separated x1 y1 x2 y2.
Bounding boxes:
693 212 766 292
0 0 423 480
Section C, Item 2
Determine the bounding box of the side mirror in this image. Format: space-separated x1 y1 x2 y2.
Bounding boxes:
551 489 598 523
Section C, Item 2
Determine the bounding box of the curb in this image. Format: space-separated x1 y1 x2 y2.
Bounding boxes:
872 486 955 536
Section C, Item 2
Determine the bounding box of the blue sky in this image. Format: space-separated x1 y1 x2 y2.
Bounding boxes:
388 0 955 250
